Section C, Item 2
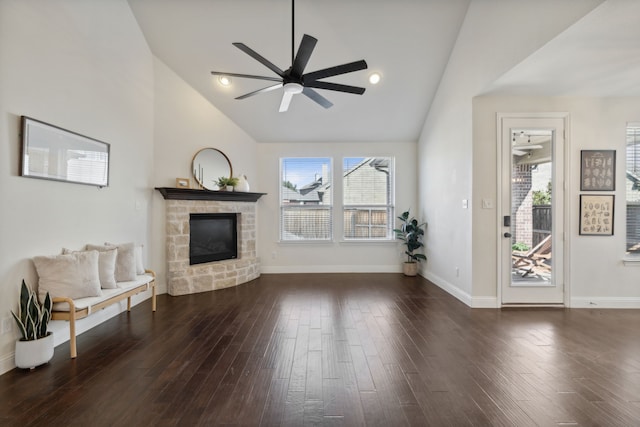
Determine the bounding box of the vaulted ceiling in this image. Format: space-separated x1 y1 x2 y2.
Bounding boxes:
128 0 640 143
128 0 471 142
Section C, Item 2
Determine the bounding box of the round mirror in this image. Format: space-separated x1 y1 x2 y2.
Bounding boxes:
192 148 232 190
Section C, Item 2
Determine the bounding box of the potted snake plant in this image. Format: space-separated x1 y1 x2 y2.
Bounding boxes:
394 210 427 276
11 280 54 369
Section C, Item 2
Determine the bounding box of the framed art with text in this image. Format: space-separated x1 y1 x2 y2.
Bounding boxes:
580 150 615 191
579 194 614 236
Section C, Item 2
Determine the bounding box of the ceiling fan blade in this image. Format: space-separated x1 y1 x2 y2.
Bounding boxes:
305 81 365 95
236 83 283 100
302 87 333 109
303 60 368 83
290 34 317 78
211 71 282 82
233 42 285 77
279 91 295 112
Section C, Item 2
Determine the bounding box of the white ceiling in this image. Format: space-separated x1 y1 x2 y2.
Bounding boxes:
128 0 640 143
483 0 640 97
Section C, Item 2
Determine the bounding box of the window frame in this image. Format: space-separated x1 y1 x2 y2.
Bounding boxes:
342 156 395 241
279 157 334 242
625 123 640 258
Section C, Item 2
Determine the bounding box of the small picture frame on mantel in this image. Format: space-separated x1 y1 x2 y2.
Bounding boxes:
580 150 615 191
175 178 190 189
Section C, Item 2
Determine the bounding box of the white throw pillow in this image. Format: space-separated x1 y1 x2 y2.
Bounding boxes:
62 247 118 289
88 243 137 282
33 251 102 301
134 244 144 274
105 242 144 275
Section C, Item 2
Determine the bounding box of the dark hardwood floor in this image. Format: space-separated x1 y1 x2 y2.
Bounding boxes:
1 273 640 426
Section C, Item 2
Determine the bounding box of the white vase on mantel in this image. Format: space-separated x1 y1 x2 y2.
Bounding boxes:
234 174 250 192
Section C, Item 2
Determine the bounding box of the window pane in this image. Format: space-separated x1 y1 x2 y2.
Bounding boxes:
281 207 331 240
280 158 332 241
627 125 640 254
343 157 394 239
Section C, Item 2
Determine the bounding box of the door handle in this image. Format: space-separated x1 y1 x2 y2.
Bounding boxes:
503 232 512 238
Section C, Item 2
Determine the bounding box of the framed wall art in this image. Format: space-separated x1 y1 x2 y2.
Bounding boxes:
579 194 614 236
580 150 615 191
21 116 110 188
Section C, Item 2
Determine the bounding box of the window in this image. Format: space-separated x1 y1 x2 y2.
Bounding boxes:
343 157 394 240
626 124 640 254
280 157 332 241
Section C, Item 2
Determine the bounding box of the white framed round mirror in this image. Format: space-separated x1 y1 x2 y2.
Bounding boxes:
192 148 232 190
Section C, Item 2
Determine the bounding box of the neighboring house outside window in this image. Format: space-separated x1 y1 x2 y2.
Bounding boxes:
280 157 332 241
626 124 640 254
343 157 394 240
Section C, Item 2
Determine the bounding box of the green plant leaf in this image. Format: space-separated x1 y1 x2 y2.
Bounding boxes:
38 292 52 338
19 280 30 324
11 310 27 340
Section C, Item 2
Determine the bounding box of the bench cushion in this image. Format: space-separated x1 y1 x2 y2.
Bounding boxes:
52 273 154 312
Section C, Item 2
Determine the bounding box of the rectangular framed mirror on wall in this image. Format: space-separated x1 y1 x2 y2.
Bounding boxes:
20 116 110 188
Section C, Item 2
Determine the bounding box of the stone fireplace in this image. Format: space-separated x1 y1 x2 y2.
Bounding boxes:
156 188 264 296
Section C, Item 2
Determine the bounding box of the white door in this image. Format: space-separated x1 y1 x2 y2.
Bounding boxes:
499 115 565 305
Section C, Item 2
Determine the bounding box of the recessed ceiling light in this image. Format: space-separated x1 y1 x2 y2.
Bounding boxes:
218 76 232 86
369 72 381 85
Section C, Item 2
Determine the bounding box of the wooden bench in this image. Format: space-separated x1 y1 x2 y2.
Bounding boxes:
50 269 156 358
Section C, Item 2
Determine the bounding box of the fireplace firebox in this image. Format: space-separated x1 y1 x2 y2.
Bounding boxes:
189 213 238 265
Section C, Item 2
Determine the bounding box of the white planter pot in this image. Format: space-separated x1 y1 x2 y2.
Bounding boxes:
15 333 54 369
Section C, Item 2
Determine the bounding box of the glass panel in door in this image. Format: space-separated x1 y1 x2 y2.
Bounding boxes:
510 130 553 286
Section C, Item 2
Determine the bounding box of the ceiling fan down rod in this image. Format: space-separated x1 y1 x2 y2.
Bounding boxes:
291 0 295 66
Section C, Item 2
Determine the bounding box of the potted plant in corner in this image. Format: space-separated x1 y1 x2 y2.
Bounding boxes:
394 210 427 276
11 280 54 369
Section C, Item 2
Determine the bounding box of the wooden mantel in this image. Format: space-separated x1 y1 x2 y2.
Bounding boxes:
155 187 266 202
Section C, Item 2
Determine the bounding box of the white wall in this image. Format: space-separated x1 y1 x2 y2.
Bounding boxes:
257 141 416 273
417 0 603 306
473 96 640 308
0 0 154 373
150 58 259 292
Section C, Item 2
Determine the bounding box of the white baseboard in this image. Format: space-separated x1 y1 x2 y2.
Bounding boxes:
420 270 498 308
261 264 402 274
0 351 14 376
421 270 472 306
570 297 640 308
471 296 500 308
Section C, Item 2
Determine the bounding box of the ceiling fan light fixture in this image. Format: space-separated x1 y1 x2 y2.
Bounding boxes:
283 82 303 94
369 72 381 85
209 0 367 111
218 75 232 86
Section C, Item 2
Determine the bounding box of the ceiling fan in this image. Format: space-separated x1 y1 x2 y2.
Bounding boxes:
210 0 368 112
